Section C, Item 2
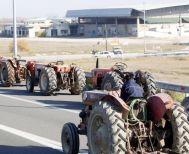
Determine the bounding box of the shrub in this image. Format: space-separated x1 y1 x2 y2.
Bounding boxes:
9 39 30 52
163 90 185 102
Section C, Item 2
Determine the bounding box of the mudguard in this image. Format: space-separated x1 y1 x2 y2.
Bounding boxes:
147 93 174 122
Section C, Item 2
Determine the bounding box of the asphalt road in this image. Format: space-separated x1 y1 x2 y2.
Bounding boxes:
0 84 88 154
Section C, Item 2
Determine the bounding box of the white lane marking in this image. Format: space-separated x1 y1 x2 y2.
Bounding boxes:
0 124 88 154
0 93 79 114
0 124 62 151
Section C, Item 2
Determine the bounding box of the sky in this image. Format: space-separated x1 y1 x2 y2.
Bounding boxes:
0 0 189 18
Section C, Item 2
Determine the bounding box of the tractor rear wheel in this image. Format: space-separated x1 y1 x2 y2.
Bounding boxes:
87 101 127 154
61 123 80 154
182 97 189 119
170 104 189 153
26 72 35 92
101 71 123 91
143 72 157 98
39 67 57 95
70 66 86 95
0 61 15 87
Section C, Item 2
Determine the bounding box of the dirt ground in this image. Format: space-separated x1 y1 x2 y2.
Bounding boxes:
0 37 188 56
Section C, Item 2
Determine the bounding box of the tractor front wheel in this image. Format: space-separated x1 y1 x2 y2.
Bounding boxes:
61 123 80 154
26 72 35 92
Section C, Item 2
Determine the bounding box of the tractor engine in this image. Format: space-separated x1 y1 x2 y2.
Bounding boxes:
126 99 152 152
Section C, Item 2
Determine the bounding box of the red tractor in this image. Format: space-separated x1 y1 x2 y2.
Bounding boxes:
0 56 26 87
90 59 157 98
26 61 86 95
61 90 189 154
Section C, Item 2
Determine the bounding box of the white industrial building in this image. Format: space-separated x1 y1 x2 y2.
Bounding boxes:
46 19 70 37
2 18 53 37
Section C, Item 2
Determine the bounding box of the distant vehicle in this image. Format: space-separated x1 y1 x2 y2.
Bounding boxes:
112 46 124 54
94 51 114 58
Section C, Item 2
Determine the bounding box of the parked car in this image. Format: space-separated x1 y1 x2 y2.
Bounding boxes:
112 46 124 54
94 51 114 58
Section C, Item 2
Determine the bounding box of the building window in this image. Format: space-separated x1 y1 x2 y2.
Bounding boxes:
61 30 68 35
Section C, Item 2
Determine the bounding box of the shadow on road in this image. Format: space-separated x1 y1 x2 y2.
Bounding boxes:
0 145 62 154
37 100 84 110
0 145 88 154
0 88 41 96
0 88 72 96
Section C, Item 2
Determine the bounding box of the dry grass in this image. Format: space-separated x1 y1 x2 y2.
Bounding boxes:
9 39 30 52
64 56 189 85
0 38 187 57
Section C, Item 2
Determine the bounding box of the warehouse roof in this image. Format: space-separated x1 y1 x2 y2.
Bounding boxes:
66 8 143 18
146 5 189 17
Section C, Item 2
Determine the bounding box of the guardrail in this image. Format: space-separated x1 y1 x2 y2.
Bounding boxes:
85 72 189 95
156 81 189 95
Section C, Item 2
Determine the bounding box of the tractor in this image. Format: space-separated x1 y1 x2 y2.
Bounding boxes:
90 59 157 99
26 60 86 95
61 89 189 154
0 56 26 87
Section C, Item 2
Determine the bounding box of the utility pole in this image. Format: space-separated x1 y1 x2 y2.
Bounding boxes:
143 3 146 54
13 0 17 58
179 14 182 37
105 24 108 51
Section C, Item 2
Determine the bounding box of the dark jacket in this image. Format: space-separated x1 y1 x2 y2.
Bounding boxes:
120 79 144 102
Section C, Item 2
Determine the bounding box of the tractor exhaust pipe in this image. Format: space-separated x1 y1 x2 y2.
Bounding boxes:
96 58 99 68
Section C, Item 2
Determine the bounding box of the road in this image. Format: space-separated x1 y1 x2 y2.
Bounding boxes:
0 85 88 154
22 50 189 61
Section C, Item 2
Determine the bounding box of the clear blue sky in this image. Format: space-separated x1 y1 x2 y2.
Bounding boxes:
1 0 189 18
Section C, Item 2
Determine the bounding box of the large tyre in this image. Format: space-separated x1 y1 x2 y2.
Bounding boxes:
143 72 157 98
26 72 35 92
70 66 86 95
170 104 189 153
101 71 123 91
182 97 189 118
87 101 127 154
61 123 79 154
0 61 15 87
39 67 57 95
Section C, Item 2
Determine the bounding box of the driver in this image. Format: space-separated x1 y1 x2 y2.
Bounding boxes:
120 74 144 102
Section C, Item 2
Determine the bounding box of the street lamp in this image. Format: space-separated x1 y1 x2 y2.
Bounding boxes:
13 0 17 58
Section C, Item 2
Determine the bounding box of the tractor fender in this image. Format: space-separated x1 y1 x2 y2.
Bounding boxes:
101 92 129 113
82 90 129 113
146 93 174 122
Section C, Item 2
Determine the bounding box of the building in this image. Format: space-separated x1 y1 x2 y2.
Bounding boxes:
25 18 53 37
66 8 143 37
2 18 53 38
46 19 70 37
66 5 189 37
1 23 34 37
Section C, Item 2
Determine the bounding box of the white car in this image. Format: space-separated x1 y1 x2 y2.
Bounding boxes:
113 46 124 54
94 51 114 58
